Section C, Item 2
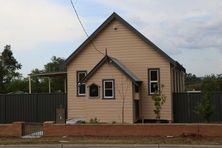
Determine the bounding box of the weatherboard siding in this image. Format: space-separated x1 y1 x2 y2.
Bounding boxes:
86 63 133 123
67 19 173 122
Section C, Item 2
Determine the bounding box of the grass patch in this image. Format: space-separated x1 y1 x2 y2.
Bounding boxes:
0 136 222 145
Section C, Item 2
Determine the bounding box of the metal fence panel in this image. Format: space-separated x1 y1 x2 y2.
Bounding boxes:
0 95 6 123
0 93 66 123
173 92 222 123
37 93 67 122
211 93 222 122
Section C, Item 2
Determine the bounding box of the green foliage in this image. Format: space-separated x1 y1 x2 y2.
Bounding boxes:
30 56 65 93
185 73 202 91
30 68 48 93
195 94 214 122
44 56 65 72
0 45 22 93
152 84 166 120
201 75 219 92
89 117 99 124
6 78 28 93
195 75 217 122
185 73 222 92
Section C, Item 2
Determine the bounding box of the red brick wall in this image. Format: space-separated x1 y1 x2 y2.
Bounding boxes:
44 122 222 137
0 122 23 137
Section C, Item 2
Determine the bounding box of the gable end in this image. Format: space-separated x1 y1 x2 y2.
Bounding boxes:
65 12 185 72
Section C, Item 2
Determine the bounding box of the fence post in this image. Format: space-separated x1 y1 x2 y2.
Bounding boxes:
29 75 32 94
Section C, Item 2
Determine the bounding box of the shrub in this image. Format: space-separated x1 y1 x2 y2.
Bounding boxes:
152 84 166 121
89 117 99 124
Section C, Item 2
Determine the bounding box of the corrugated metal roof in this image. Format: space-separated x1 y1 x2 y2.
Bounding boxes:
28 71 67 77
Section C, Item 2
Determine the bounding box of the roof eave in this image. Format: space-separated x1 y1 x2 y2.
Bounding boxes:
82 56 142 85
82 56 109 83
28 71 67 77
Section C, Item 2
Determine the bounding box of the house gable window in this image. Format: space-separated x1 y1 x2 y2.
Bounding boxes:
148 68 160 95
89 84 99 97
77 71 87 96
103 79 115 99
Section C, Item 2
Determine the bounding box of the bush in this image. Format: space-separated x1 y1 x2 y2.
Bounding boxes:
195 76 217 122
89 117 99 124
152 84 166 121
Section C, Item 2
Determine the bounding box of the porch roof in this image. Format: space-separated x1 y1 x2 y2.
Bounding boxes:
28 71 67 77
82 55 142 86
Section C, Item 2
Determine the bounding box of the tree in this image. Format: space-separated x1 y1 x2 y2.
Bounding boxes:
0 45 21 93
6 78 28 93
195 75 218 122
30 68 48 93
116 76 130 124
216 74 222 91
152 84 166 121
185 73 202 91
44 56 65 93
44 56 64 72
29 56 65 93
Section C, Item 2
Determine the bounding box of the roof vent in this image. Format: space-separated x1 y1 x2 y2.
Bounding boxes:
113 25 118 30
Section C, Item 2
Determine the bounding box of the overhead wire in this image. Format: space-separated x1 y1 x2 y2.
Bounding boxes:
69 0 104 55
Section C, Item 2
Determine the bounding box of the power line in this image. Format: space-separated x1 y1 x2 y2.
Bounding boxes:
69 0 104 55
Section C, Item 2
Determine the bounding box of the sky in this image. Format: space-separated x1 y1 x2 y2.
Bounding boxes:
0 0 222 77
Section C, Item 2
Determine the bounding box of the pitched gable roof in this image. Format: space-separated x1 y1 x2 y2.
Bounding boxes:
82 55 142 86
65 12 185 72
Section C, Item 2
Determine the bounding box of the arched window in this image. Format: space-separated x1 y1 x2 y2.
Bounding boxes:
89 84 99 97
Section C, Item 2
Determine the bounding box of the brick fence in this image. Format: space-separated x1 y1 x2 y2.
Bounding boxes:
0 122 23 137
1 122 222 137
43 122 222 137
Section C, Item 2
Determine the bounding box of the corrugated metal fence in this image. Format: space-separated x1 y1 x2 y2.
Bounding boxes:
0 93 67 123
173 92 222 123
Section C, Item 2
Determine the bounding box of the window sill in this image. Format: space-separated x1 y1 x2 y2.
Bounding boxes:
77 95 86 97
148 93 159 96
102 97 115 100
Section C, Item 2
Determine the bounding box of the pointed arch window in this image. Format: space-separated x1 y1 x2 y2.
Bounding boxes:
89 83 99 97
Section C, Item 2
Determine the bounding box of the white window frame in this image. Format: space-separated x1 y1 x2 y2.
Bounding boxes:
149 69 159 95
77 71 87 96
103 80 114 99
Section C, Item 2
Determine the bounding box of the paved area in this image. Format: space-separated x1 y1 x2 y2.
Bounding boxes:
1 144 222 148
